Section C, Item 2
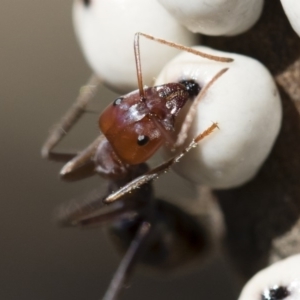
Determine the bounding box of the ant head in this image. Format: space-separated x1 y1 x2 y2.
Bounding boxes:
99 83 193 165
99 89 164 165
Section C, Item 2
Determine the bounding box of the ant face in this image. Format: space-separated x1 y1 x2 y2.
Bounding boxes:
99 83 190 165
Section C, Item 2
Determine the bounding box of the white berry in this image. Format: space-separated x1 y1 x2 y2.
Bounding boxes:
73 0 196 93
158 0 264 36
281 0 300 37
156 47 282 188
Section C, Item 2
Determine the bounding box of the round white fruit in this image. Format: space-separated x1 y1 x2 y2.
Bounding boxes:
156 47 282 189
281 0 300 37
158 0 264 36
73 0 196 93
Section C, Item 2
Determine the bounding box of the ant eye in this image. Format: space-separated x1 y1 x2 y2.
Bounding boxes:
113 97 123 106
137 135 149 146
262 286 290 300
179 80 201 98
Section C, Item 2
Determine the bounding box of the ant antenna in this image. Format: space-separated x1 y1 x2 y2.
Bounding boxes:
133 32 233 102
138 33 234 63
134 32 233 101
134 33 145 100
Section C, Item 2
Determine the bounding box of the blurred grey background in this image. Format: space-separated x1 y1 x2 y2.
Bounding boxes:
0 1 238 299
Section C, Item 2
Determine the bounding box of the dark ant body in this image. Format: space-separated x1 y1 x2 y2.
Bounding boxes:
42 33 232 300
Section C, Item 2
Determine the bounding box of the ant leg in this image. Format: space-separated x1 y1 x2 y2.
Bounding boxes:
103 222 151 300
57 187 139 227
175 68 228 148
58 195 151 300
104 123 218 204
58 190 152 300
58 163 153 224
41 74 101 161
59 134 105 180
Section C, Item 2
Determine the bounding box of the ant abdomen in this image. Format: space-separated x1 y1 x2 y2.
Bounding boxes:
109 199 207 271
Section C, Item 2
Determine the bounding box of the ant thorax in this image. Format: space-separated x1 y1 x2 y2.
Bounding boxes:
98 82 196 166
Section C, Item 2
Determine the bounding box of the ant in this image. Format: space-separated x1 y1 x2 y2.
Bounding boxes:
42 33 233 300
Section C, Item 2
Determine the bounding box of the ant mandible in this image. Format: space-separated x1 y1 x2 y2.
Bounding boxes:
42 33 233 300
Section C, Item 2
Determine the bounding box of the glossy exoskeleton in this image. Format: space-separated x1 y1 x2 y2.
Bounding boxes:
42 32 232 300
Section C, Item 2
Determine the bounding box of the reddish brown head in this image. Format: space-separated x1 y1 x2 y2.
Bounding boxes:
99 82 197 165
